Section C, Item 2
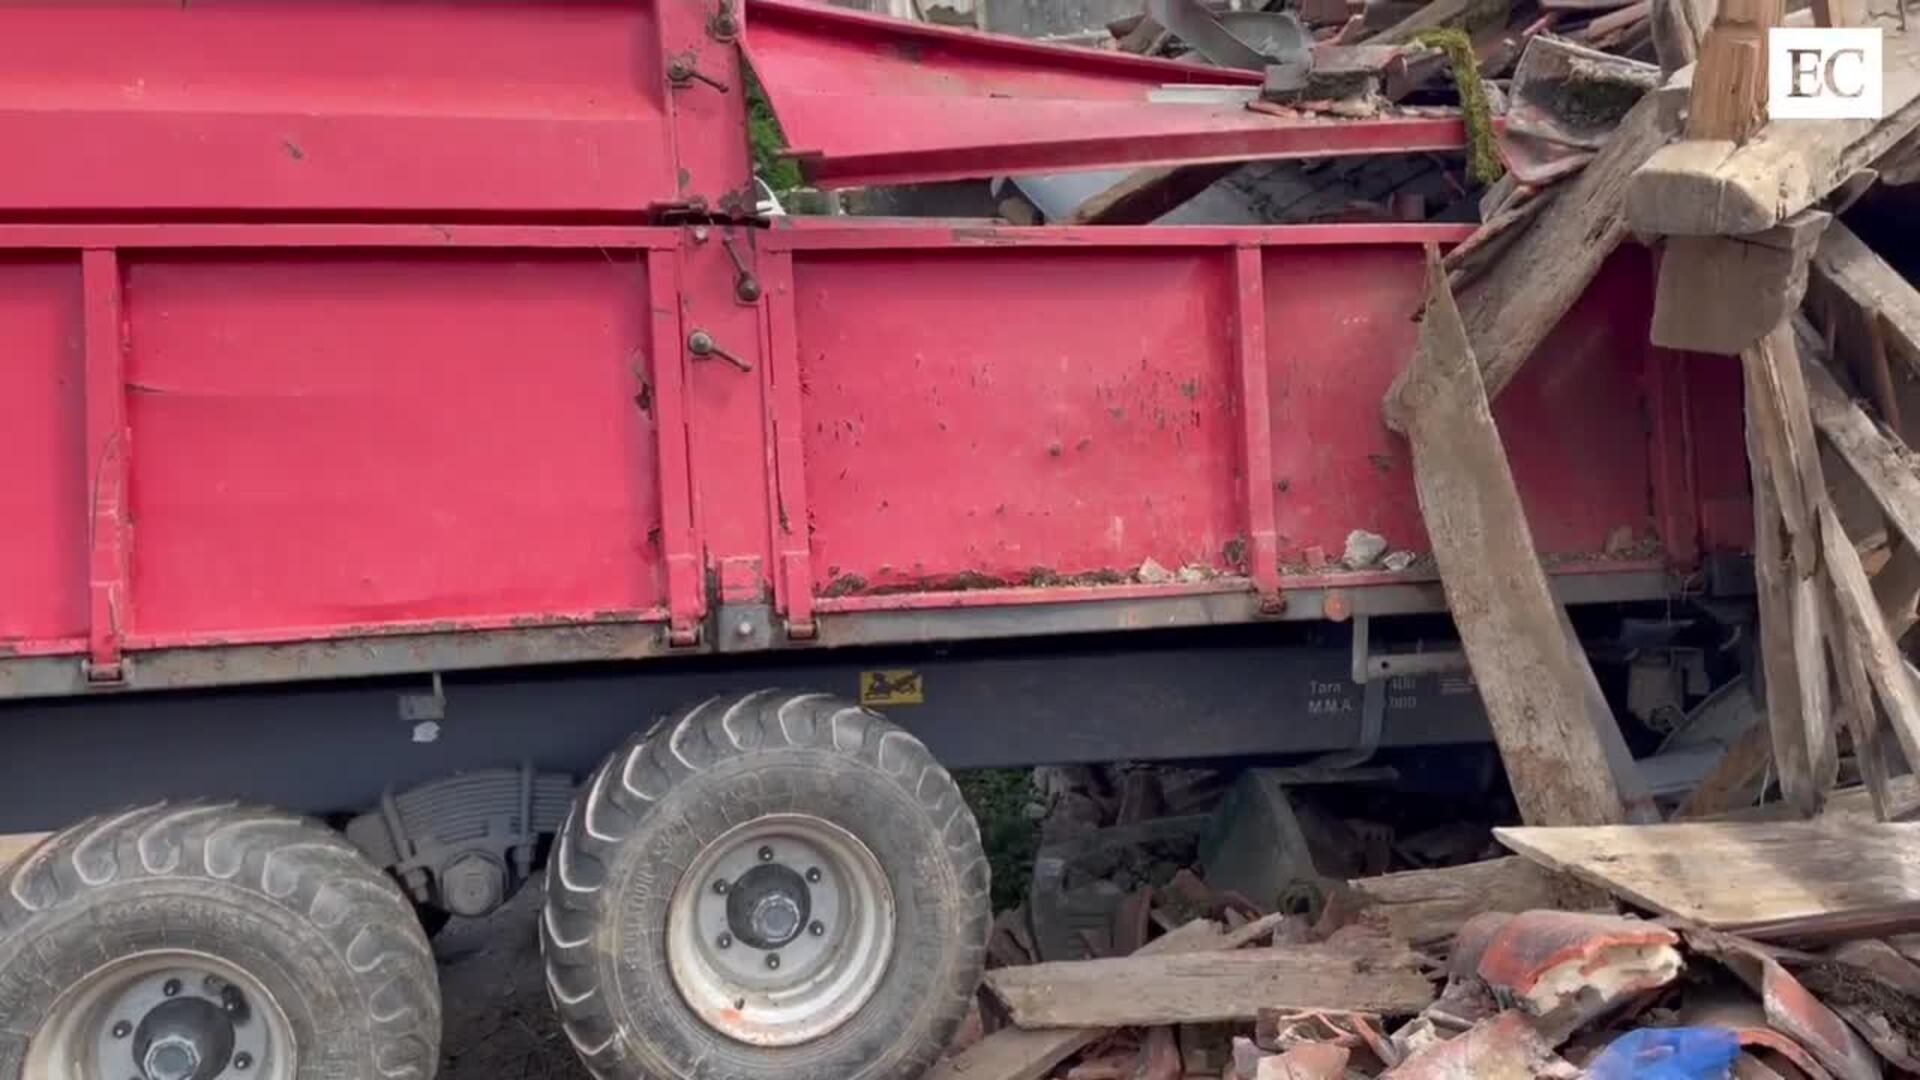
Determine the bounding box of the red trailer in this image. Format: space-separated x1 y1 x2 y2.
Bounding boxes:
0 3 1752 1078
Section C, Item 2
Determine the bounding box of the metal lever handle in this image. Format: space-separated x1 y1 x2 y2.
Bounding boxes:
688 330 753 372
667 57 731 93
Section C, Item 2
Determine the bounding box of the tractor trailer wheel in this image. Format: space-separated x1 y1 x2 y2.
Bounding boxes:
0 802 441 1080
542 690 991 1080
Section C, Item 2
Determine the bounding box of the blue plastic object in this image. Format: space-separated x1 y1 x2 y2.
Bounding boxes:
1587 1027 1742 1080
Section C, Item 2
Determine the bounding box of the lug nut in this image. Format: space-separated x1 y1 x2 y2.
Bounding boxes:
805 867 822 883
112 1021 131 1039
162 979 181 998
717 932 733 949
712 879 729 895
757 846 774 862
809 921 825 937
234 1053 253 1071
765 953 781 970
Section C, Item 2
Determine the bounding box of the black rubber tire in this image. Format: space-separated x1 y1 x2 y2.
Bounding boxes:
0 802 442 1079
542 690 990 1080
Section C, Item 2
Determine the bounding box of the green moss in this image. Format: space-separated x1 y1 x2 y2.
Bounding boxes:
743 66 805 193
1414 28 1505 187
958 769 1038 912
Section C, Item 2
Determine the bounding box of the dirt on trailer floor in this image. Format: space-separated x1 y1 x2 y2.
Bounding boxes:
436 880 590 1079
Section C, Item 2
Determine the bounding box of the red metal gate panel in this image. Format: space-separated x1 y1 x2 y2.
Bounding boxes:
0 259 87 649
0 227 700 679
123 253 667 639
791 246 1246 595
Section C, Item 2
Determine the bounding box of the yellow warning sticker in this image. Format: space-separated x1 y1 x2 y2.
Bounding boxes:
860 670 925 706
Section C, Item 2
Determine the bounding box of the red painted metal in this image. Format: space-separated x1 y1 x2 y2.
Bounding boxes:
82 250 130 681
745 0 1470 187
0 4 684 215
0 0 1751 697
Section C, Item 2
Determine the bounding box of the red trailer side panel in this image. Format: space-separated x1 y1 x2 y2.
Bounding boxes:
0 259 87 649
794 248 1245 591
120 253 670 640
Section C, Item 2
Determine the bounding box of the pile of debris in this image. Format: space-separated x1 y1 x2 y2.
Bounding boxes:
937 779 1920 1079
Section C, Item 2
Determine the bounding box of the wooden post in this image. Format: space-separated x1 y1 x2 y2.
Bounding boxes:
1686 0 1785 141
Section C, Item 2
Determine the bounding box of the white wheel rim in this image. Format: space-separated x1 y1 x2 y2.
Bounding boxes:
26 949 296 1080
665 814 896 1047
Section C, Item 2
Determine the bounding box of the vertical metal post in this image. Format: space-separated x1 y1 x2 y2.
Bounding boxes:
1233 246 1283 611
82 248 130 682
648 248 705 645
761 249 816 638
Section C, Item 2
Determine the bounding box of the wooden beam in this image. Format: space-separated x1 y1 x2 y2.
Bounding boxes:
1650 0 1712 75
1385 93 1670 423
1685 0 1785 140
982 943 1435 1028
1809 222 1920 384
926 918 1273 1080
1629 18 1920 235
1820 497 1920 777
1804 345 1920 557
1652 211 1830 354
1385 249 1628 827
1745 351 1824 815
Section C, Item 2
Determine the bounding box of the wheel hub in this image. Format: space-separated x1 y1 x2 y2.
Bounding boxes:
727 863 811 949
25 952 291 1080
134 997 233 1080
667 814 896 1047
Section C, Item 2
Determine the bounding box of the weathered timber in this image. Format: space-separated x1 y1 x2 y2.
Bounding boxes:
1385 250 1628 827
1651 210 1829 354
926 917 1276 1080
1497 821 1920 937
1629 18 1920 235
983 942 1435 1028
1385 93 1670 421
1685 0 1784 140
1345 856 1608 945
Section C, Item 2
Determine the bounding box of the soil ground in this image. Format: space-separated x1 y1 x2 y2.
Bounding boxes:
436 881 589 1079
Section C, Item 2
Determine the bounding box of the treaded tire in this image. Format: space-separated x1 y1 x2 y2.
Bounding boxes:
543 690 990 1080
0 801 441 1079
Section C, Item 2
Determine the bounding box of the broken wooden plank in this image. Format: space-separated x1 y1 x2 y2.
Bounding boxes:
1344 856 1608 945
1743 319 1839 814
1629 18 1920 235
1804 344 1920 556
983 941 1435 1028
1384 250 1628 827
926 917 1272 1080
1745 361 1823 815
1385 92 1670 418
1651 0 1712 75
1673 721 1774 818
1819 497 1920 778
1497 821 1920 937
